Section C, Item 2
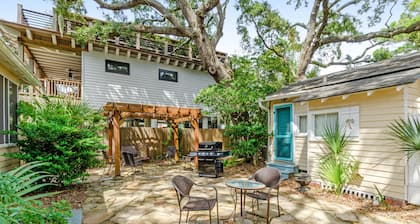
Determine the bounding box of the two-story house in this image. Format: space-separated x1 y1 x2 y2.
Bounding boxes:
0 24 38 171
0 5 227 174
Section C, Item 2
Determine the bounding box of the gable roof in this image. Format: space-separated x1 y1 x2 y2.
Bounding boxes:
266 52 420 102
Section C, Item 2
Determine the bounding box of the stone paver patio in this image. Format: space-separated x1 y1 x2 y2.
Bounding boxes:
81 164 415 224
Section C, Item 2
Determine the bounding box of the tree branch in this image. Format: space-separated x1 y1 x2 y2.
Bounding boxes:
250 17 286 61
199 0 220 17
290 22 308 30
94 0 191 36
311 58 373 67
213 0 228 47
321 21 420 44
335 0 359 13
132 25 191 36
311 41 386 67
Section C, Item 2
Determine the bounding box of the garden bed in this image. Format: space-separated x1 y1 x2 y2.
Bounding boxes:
280 177 420 223
40 184 87 209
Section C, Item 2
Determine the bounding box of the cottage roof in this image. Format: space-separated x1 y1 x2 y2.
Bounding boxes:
266 52 420 102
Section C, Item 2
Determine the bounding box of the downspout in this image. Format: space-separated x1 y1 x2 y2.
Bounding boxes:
258 98 269 111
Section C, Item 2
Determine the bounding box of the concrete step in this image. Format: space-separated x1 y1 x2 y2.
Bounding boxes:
266 162 299 180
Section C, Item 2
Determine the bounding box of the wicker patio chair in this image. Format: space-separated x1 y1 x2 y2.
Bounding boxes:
247 167 282 223
172 175 219 224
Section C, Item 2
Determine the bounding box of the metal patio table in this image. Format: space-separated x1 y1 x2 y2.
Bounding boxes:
226 179 265 217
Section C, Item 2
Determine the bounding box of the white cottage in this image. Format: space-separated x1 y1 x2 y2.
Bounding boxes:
265 53 420 205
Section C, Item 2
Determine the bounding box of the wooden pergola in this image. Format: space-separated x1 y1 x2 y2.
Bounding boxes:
103 102 201 176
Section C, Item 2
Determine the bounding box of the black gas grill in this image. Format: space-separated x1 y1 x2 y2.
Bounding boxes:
189 141 230 178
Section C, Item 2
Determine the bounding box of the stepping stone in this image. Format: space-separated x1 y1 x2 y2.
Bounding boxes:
67 209 83 224
336 211 358 223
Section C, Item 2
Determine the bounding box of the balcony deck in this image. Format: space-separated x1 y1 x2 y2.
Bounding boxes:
18 7 227 64
19 78 81 101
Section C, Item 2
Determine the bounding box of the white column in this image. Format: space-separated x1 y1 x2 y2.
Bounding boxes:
151 119 158 128
202 117 209 129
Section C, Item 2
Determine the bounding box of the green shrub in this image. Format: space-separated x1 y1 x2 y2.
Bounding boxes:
224 122 269 164
6 98 106 186
0 161 71 223
319 123 359 194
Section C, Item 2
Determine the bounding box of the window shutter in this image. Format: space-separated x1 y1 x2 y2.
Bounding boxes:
339 106 359 137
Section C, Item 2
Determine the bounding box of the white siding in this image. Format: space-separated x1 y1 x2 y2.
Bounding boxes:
82 51 215 109
407 80 420 204
293 102 308 171
307 88 406 200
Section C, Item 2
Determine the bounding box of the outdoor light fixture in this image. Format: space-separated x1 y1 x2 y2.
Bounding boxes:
68 69 73 80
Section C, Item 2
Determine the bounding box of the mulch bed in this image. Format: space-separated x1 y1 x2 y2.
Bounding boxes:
40 184 87 209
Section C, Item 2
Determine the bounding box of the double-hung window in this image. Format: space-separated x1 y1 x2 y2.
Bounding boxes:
314 113 338 137
0 74 18 145
309 106 359 139
296 114 308 134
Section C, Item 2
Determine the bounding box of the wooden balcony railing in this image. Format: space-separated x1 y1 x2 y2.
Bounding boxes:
19 78 81 100
18 6 227 62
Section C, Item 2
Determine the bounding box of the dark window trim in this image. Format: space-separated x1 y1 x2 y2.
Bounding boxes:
158 69 178 82
105 59 130 75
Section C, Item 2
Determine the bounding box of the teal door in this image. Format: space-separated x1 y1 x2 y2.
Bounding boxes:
274 104 293 161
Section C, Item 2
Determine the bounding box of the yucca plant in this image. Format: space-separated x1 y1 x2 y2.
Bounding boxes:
319 123 359 194
0 161 71 223
389 118 420 158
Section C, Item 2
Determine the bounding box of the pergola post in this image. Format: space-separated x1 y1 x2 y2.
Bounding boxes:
112 111 121 176
107 120 113 163
173 122 179 161
191 118 199 168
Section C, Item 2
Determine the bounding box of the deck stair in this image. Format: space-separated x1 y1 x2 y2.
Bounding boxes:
266 161 298 180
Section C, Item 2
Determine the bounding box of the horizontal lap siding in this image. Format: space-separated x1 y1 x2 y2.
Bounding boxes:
294 136 307 170
293 102 308 170
308 88 406 199
82 52 215 109
408 79 420 115
0 146 19 171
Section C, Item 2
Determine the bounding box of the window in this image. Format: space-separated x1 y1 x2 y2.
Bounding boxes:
309 106 359 139
0 75 18 144
158 69 178 82
314 113 338 137
298 115 307 134
105 59 130 75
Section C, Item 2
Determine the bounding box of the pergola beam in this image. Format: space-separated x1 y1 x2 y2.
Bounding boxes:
103 102 201 176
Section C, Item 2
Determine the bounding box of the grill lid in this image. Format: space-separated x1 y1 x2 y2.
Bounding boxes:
198 141 222 151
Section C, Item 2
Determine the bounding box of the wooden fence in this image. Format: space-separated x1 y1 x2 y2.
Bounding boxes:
0 146 19 172
103 127 228 160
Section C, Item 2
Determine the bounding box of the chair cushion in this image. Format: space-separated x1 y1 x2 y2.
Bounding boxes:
182 197 217 211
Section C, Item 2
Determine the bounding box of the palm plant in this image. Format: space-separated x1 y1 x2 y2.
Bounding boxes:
0 161 71 223
389 118 420 158
319 123 359 194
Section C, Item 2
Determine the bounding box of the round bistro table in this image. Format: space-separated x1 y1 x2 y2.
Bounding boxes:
226 179 265 217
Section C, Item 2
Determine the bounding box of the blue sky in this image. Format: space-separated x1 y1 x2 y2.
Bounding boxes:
1 0 406 74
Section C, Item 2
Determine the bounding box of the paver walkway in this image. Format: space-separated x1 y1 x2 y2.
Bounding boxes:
81 164 414 224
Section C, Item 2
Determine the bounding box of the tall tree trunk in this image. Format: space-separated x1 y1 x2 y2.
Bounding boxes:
192 33 232 82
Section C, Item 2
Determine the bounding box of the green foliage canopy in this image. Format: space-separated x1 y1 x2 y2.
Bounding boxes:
195 56 281 161
237 0 420 79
